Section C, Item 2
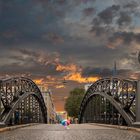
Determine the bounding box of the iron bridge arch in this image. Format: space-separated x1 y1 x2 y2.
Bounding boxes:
79 78 136 126
0 77 47 125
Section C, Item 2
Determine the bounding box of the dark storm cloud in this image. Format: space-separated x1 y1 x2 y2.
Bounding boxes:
97 5 120 24
117 69 139 79
16 48 39 58
90 25 111 36
82 67 112 77
108 31 140 45
91 0 140 37
0 0 97 45
86 0 140 30
116 0 140 8
90 5 121 36
42 32 64 44
123 1 138 11
0 0 95 44
43 39 126 70
0 48 61 77
0 0 67 45
56 0 66 4
82 66 140 79
81 0 96 3
88 0 140 53
0 0 139 78
117 12 132 26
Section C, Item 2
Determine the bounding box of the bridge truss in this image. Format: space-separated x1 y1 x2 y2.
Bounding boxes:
0 77 47 126
79 78 137 126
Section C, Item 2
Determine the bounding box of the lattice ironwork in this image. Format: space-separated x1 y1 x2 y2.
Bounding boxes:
79 78 137 126
0 77 47 125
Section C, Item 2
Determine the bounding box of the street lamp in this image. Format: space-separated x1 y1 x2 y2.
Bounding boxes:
138 51 140 64
134 51 140 126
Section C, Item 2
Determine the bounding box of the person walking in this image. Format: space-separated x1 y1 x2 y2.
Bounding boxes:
61 119 70 129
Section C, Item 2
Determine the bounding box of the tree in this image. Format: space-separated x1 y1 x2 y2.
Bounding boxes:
65 88 85 118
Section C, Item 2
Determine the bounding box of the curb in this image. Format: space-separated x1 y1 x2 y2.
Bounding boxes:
88 123 140 133
0 123 39 133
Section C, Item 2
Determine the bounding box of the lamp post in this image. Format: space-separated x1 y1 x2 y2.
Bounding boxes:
138 51 140 64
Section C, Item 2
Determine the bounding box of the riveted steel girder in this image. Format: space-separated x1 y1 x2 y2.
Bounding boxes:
0 77 47 125
79 77 137 126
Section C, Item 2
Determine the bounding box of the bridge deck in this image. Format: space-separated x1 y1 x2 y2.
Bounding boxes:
0 124 140 140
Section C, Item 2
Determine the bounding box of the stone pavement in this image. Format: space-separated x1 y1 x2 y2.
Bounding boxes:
0 124 140 140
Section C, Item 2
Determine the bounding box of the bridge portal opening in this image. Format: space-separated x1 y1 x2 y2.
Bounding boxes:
81 95 127 125
8 95 44 125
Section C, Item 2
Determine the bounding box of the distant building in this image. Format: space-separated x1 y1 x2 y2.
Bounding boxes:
56 111 68 121
38 86 57 124
84 84 92 92
113 61 117 76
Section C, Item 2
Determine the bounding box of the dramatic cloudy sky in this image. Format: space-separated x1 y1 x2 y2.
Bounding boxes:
0 0 140 111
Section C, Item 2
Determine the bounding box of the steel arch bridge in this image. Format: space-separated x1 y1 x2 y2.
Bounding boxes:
79 78 137 126
0 77 47 126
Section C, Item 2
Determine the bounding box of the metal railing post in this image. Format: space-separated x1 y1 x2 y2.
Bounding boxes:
136 81 140 122
133 81 140 127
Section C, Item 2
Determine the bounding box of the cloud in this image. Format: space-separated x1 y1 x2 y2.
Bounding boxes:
81 0 96 3
90 25 111 36
107 31 140 49
82 65 140 80
55 60 100 83
1 29 20 39
88 1 140 52
97 5 120 24
83 7 95 16
117 12 132 26
64 72 100 83
0 48 61 77
55 84 65 89
56 0 66 4
123 0 139 12
82 67 116 78
90 0 140 41
91 4 133 32
42 32 64 44
0 48 101 85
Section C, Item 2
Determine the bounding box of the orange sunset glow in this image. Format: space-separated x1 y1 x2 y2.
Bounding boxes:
64 72 100 83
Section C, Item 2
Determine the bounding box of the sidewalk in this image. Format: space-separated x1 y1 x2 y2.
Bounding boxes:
0 123 38 133
89 123 140 133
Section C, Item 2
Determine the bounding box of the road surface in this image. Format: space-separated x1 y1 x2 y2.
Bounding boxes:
0 124 140 140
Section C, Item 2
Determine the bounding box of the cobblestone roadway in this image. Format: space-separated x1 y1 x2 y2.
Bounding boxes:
0 124 140 140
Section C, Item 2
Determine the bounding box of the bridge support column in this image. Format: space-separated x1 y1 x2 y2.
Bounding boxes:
133 81 140 127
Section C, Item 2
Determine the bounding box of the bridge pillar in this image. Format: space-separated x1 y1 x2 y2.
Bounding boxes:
133 81 140 127
136 81 140 122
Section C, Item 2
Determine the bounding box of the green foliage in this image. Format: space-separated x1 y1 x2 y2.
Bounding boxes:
65 88 85 118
